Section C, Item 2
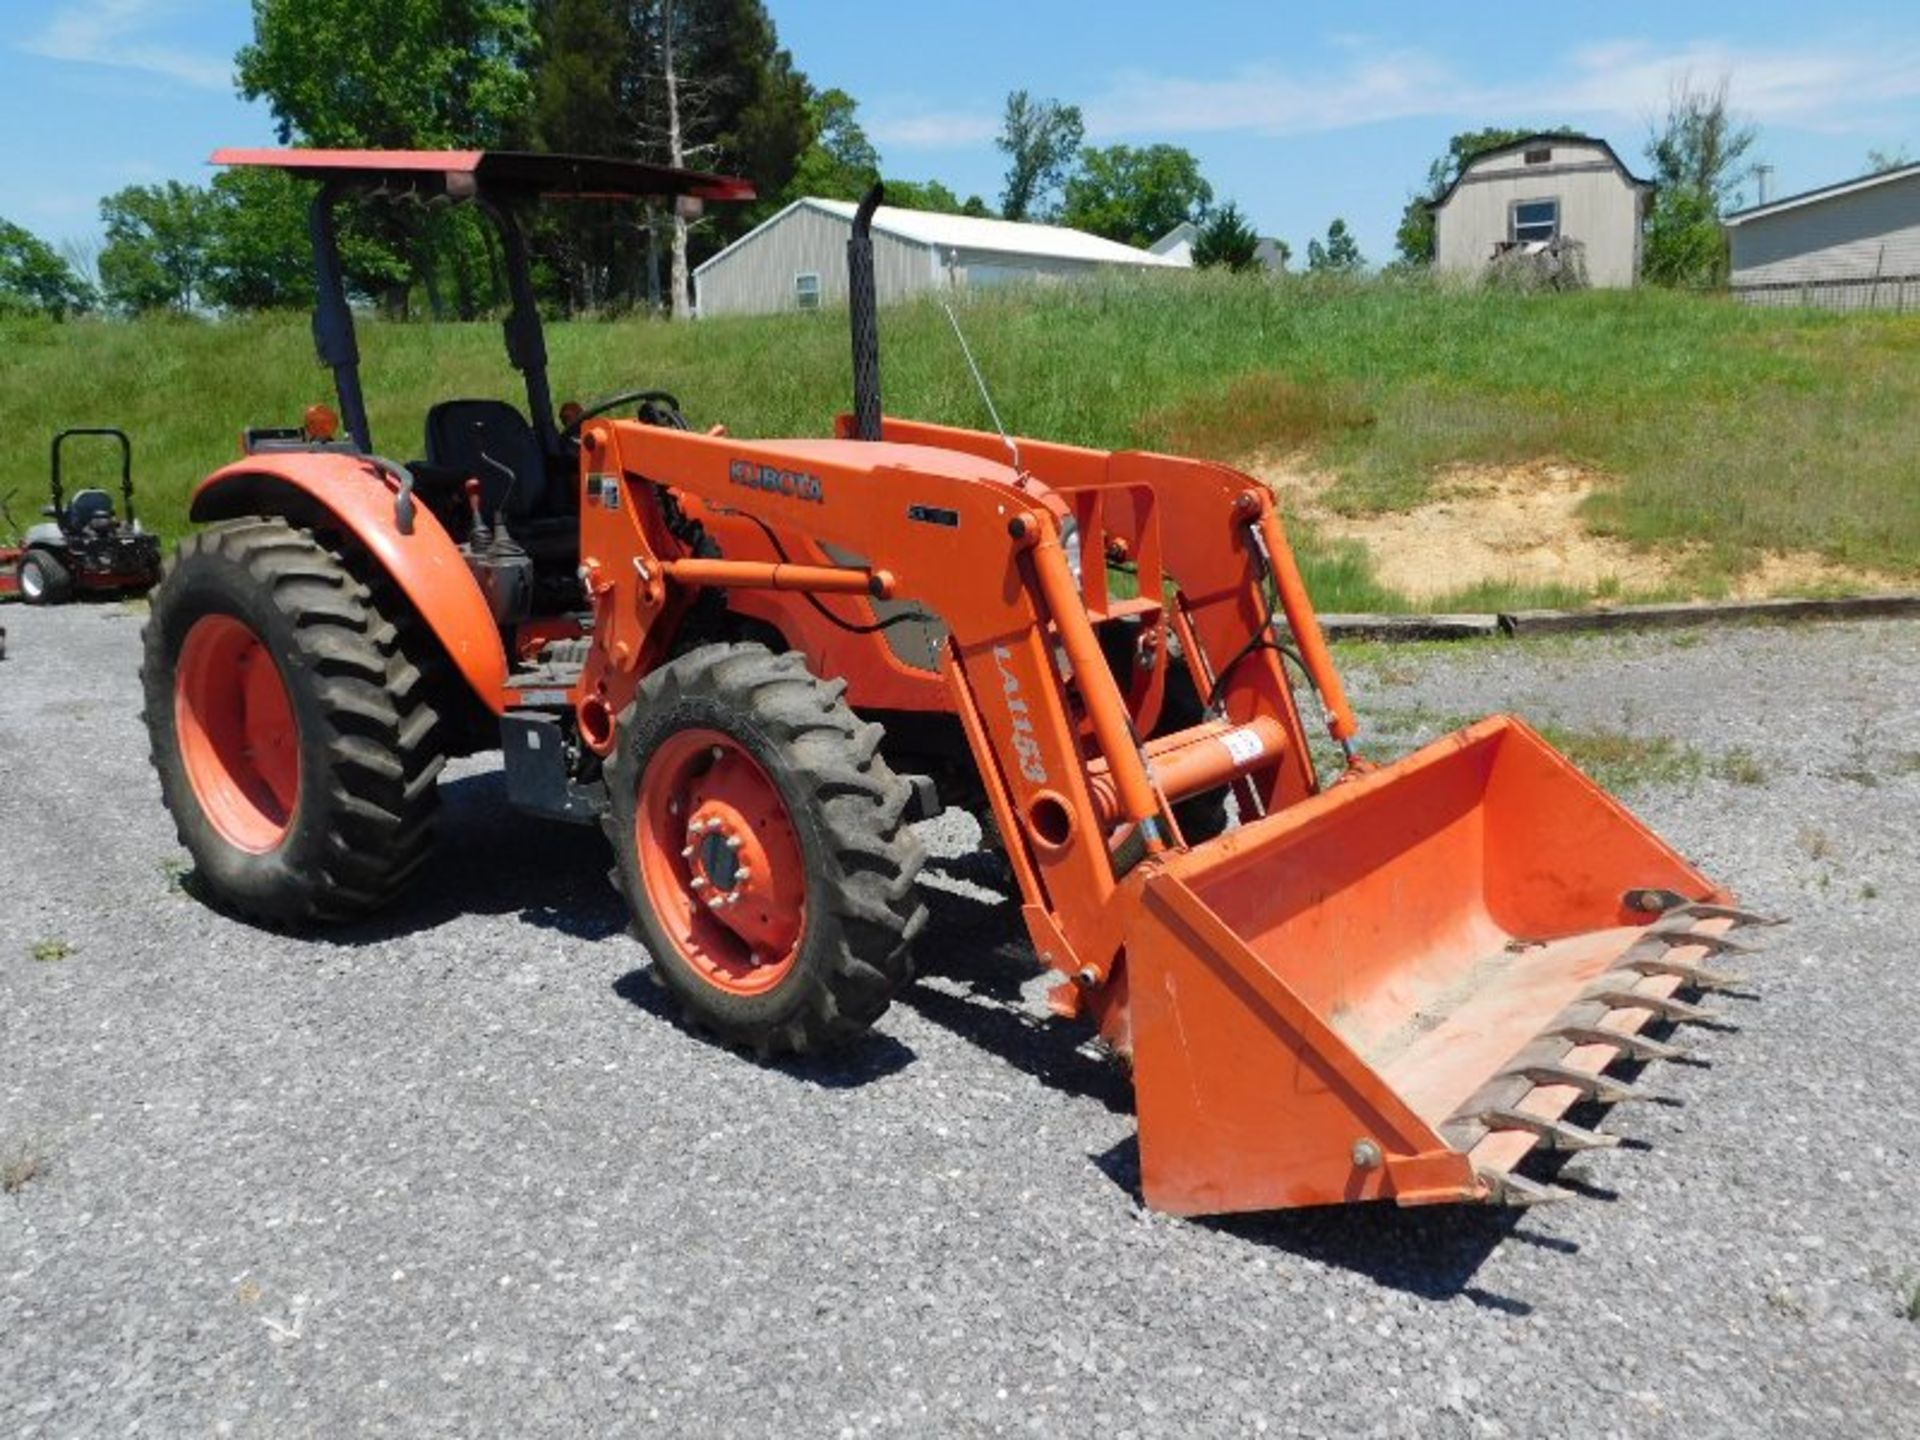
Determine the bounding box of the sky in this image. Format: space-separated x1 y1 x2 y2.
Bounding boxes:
4 0 1919 265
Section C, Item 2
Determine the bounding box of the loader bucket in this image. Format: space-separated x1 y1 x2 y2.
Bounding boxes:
1125 714 1772 1215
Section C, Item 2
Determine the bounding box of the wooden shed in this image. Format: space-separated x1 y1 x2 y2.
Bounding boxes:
692 198 1178 318
1430 134 1653 288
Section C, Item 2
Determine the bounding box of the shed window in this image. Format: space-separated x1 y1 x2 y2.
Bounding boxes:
1523 146 1552 165
794 272 821 310
1512 199 1559 243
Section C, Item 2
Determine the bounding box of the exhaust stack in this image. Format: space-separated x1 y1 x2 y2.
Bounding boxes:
848 183 885 441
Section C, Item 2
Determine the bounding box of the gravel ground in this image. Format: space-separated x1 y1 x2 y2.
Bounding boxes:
2 603 1917 1437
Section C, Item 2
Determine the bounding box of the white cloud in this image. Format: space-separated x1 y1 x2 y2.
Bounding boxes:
872 36 1920 150
19 0 232 92
1084 50 1456 138
1532 39 1920 127
866 108 1002 150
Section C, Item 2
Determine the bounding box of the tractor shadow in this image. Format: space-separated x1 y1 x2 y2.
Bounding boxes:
1091 1135 1568 1314
903 862 1136 1116
309 768 630 945
608 967 919 1089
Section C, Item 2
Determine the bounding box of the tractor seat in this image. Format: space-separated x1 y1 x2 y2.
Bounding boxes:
66 489 117 534
423 400 551 521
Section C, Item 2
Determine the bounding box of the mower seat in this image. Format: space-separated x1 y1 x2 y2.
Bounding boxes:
424 400 551 520
66 489 116 534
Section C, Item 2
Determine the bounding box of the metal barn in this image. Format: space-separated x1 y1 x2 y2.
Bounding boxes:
1724 163 1920 311
693 198 1179 318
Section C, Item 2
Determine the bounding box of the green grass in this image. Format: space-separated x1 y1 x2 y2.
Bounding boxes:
5 272 1918 611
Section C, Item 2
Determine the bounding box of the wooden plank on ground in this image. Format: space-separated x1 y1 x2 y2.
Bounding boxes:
1320 613 1501 641
1499 594 1920 636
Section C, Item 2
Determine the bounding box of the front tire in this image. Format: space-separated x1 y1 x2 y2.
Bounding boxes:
141 517 446 925
606 643 926 1055
18 549 72 606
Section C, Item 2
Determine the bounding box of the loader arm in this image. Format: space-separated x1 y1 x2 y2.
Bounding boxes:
573 420 1316 989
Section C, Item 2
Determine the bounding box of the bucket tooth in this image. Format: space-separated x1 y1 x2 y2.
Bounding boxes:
1677 901 1785 929
1625 890 1784 929
1591 988 1717 1024
1515 1063 1650 1105
1650 923 1756 958
1478 1168 1576 1208
1555 1024 1688 1063
1622 954 1748 991
1478 1109 1621 1152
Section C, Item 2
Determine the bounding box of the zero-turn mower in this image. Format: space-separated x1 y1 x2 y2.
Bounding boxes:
9 428 162 605
140 149 1773 1216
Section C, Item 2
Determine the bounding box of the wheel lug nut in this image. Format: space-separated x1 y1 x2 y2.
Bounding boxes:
726 835 743 851
690 876 707 890
680 845 696 859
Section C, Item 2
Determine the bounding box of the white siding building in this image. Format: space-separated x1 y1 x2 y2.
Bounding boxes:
1430 134 1653 288
1148 221 1198 265
1724 163 1920 310
693 198 1180 317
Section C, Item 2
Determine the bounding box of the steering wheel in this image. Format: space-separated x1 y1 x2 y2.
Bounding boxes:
560 389 688 444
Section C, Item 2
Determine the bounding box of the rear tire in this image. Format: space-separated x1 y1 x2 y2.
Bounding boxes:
17 549 72 606
606 643 926 1055
141 517 446 925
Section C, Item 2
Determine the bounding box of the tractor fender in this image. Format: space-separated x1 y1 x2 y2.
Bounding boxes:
23 523 65 548
191 454 509 713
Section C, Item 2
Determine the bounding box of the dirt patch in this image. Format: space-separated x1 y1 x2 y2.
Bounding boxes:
1246 451 1904 604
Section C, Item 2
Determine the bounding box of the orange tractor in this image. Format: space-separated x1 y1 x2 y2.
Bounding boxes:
142 150 1771 1215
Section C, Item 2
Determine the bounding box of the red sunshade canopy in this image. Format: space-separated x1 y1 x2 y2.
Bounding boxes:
210 148 755 203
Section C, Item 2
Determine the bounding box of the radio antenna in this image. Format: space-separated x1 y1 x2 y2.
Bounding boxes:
940 299 1020 474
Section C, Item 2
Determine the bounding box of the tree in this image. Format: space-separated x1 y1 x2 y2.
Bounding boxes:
783 87 880 202
779 90 976 216
618 0 814 317
1393 126 1581 265
1307 218 1364 274
528 0 647 311
1061 144 1212 247
200 168 314 311
1642 76 1757 288
98 182 217 313
0 219 95 319
237 0 535 313
237 0 534 148
1867 146 1913 173
996 90 1083 221
882 177 961 213
1191 202 1260 272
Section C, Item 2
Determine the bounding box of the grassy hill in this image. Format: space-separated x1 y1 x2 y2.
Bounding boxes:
5 273 1917 612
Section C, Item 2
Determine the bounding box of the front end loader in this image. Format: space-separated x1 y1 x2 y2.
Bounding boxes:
141 156 1770 1217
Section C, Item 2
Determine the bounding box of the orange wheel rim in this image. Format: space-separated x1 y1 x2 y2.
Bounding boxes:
636 728 806 996
174 614 300 853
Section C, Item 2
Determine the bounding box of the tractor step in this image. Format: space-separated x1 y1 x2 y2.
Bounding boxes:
501 711 605 824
